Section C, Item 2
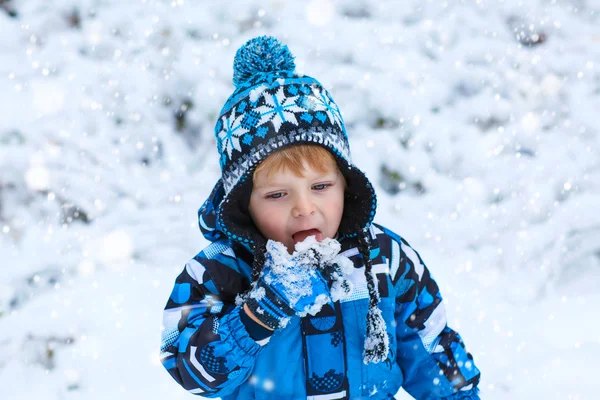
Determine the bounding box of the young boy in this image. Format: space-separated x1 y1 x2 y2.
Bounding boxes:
160 36 481 399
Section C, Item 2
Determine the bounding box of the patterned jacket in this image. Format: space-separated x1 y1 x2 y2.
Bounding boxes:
159 184 481 399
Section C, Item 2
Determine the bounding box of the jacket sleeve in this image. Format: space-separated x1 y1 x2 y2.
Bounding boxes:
387 234 481 400
159 241 264 398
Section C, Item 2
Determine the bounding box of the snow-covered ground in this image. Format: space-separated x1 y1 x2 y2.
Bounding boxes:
1 0 599 398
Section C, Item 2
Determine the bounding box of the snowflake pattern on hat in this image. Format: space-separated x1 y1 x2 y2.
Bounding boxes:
254 85 305 132
214 72 351 189
217 109 249 158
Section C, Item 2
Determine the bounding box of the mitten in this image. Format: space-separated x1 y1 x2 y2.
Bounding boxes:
295 235 354 302
245 238 338 330
318 255 354 302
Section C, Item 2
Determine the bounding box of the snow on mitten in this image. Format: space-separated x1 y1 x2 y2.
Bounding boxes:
292 235 343 265
319 254 354 302
245 240 333 330
294 236 354 301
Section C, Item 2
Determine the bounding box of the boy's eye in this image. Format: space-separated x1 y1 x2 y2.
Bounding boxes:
313 184 330 191
267 192 284 199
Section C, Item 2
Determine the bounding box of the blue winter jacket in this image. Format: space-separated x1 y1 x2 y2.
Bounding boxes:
160 185 481 399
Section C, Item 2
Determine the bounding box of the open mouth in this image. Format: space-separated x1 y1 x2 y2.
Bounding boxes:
292 229 323 244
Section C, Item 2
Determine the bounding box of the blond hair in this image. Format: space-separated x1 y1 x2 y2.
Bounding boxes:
253 144 341 180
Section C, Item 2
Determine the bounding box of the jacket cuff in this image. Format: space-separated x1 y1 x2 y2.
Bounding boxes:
218 306 264 365
239 306 274 343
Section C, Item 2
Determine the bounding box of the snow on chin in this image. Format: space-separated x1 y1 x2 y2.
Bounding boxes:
293 236 342 263
294 235 321 251
267 237 342 268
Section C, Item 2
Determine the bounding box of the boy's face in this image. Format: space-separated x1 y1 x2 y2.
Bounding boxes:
249 161 345 254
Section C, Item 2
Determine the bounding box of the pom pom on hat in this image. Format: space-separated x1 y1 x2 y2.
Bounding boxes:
232 36 296 87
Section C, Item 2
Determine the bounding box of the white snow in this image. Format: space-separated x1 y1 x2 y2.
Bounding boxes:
1 0 599 398
248 286 266 302
363 304 390 365
262 237 348 317
327 254 354 303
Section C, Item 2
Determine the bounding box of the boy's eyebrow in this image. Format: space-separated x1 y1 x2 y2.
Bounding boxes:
254 171 339 190
252 176 286 189
253 181 281 190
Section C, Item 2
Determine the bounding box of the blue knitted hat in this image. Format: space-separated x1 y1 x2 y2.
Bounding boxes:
213 36 377 249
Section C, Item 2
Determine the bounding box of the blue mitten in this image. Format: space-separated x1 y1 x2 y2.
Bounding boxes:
318 255 354 302
294 236 355 302
245 238 343 330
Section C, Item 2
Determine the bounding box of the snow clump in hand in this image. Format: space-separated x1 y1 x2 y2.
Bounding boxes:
293 235 354 302
262 239 332 316
295 235 355 300
323 254 354 302
294 236 354 301
261 235 354 319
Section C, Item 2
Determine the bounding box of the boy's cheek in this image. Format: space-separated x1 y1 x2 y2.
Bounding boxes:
254 213 287 241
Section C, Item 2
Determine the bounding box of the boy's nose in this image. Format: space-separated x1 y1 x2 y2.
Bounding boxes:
292 195 315 217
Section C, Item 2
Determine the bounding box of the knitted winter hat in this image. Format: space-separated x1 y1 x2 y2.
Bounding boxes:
212 36 388 364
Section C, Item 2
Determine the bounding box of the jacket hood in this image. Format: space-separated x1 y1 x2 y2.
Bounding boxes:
207 36 377 252
197 179 228 243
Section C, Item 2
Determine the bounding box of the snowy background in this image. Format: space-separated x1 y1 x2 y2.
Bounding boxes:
1 0 599 398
